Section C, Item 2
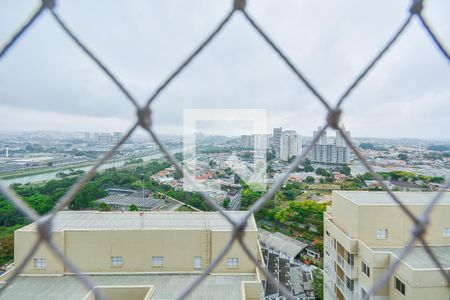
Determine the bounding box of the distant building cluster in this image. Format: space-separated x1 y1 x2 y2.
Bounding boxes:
271 128 302 162
84 131 124 144
240 134 269 149
308 125 351 165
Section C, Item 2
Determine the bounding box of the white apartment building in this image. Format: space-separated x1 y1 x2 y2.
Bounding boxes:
309 126 351 165
273 127 282 159
280 130 301 162
241 134 269 150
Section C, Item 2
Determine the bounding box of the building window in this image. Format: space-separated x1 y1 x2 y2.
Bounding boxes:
347 253 354 266
394 276 406 295
361 261 370 277
111 256 123 267
33 258 46 269
326 230 330 237
227 257 239 268
360 287 369 299
376 229 388 239
194 256 202 270
152 256 164 267
443 228 450 238
346 277 354 292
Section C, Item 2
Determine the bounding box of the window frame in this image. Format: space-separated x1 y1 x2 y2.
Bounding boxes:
360 287 369 299
194 256 202 270
376 228 388 239
347 253 354 266
394 276 406 295
111 256 123 267
361 260 370 278
443 227 450 238
152 256 164 267
227 257 239 268
346 276 354 292
33 257 46 269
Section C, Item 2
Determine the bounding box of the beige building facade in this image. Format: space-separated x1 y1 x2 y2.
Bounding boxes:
324 191 450 300
1 211 264 300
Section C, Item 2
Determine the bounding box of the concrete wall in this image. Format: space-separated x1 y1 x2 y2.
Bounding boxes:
14 230 65 275
15 227 258 275
330 192 359 240
211 230 258 273
64 229 205 273
83 286 154 300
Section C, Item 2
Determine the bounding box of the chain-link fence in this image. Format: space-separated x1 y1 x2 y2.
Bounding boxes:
0 0 449 299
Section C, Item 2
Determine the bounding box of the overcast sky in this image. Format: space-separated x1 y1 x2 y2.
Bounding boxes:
0 0 449 139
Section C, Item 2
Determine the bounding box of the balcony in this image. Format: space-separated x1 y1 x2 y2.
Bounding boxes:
324 239 333 255
336 275 357 300
336 252 357 278
324 281 336 298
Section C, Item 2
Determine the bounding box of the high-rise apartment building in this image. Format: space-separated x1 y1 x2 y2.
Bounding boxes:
273 127 282 159
241 135 253 148
113 132 124 143
0 211 263 300
280 130 301 161
253 134 269 150
240 134 268 150
324 191 450 300
309 126 351 165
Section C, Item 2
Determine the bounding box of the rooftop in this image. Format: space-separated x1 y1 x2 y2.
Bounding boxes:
374 246 450 270
0 274 255 300
259 229 308 258
334 191 450 206
96 194 165 209
19 211 256 231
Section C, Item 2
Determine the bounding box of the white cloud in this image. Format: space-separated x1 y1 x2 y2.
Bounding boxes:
0 0 449 138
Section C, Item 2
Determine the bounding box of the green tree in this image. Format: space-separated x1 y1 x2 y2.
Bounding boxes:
398 153 408 161
129 204 139 211
336 165 351 176
315 168 332 177
305 176 315 184
99 202 111 211
266 149 275 161
287 155 297 163
312 268 324 300
70 182 107 210
301 159 314 172
224 167 233 176
223 198 230 209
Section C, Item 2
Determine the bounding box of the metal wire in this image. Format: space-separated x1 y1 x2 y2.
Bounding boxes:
0 0 449 299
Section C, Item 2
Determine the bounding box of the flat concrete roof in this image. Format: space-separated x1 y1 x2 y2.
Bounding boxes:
374 246 450 270
19 211 256 231
0 274 256 300
259 229 308 258
334 191 450 206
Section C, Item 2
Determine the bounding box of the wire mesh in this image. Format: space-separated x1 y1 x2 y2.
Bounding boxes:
0 0 449 299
